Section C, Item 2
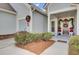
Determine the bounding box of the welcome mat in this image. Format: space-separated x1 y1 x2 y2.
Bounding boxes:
16 40 55 55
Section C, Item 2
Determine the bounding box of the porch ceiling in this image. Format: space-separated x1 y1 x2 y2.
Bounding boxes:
50 10 77 19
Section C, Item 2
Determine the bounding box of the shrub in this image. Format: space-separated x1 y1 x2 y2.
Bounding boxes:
29 33 42 42
15 32 53 45
41 32 53 41
69 35 79 49
69 35 79 54
15 33 27 45
15 33 41 44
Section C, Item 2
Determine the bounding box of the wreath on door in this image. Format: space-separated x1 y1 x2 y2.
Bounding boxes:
63 23 68 27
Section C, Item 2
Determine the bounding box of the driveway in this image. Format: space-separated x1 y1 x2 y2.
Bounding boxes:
0 38 68 55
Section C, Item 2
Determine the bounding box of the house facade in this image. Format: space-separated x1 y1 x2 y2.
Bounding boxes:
47 3 79 36
11 3 47 33
0 3 47 37
0 3 16 35
1 3 79 37
31 4 47 32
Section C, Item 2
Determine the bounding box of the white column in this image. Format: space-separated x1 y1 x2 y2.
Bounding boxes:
48 13 51 32
55 18 58 36
16 16 19 32
29 7 32 33
76 5 79 35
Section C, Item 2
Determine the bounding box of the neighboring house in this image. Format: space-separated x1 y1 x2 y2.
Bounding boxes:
47 3 79 36
0 3 16 35
0 3 47 36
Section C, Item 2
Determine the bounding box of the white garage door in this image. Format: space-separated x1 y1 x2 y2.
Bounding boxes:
0 11 16 35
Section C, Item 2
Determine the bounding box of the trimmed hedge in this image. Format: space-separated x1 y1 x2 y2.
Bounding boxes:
15 32 53 45
69 35 79 55
41 32 53 41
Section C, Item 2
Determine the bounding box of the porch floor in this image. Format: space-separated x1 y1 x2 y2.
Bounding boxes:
0 37 68 55
52 35 70 42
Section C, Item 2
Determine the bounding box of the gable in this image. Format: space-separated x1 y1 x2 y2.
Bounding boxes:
0 3 16 12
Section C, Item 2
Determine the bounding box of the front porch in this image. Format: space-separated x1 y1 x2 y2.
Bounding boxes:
48 10 77 37
53 35 69 42
48 5 79 36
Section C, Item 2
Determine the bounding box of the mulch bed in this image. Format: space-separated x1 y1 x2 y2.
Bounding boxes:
0 34 15 40
16 40 55 54
0 31 28 40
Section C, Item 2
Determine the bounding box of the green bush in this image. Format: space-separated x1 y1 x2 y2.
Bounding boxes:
69 35 79 54
15 32 53 45
31 33 41 41
15 33 27 45
69 35 79 49
41 32 53 41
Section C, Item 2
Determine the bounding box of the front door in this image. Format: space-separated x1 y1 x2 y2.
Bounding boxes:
58 18 74 35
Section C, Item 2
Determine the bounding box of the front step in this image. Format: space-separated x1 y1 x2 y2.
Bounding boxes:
57 40 67 43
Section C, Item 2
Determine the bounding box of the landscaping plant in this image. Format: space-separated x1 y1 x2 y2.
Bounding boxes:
69 35 79 55
42 32 53 41
15 33 27 45
15 32 53 45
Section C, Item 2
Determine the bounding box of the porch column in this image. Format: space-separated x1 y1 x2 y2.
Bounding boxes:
48 13 51 32
76 5 79 35
29 7 32 32
55 17 58 36
16 17 19 32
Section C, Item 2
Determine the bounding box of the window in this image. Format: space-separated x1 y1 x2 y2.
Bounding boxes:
51 21 55 32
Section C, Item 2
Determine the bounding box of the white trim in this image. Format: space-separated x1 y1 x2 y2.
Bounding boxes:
50 18 58 36
0 8 16 15
17 17 25 20
49 7 77 15
50 20 55 33
30 7 33 32
48 13 51 32
76 5 79 35
17 3 31 20
16 17 19 32
24 3 31 9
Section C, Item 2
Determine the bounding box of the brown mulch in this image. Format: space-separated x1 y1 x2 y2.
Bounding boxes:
0 31 28 40
0 34 15 40
16 40 55 55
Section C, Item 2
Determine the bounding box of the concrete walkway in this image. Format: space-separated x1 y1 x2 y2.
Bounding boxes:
52 35 70 42
42 42 68 55
0 37 68 55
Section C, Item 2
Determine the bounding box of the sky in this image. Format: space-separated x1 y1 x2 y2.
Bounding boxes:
34 3 46 10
